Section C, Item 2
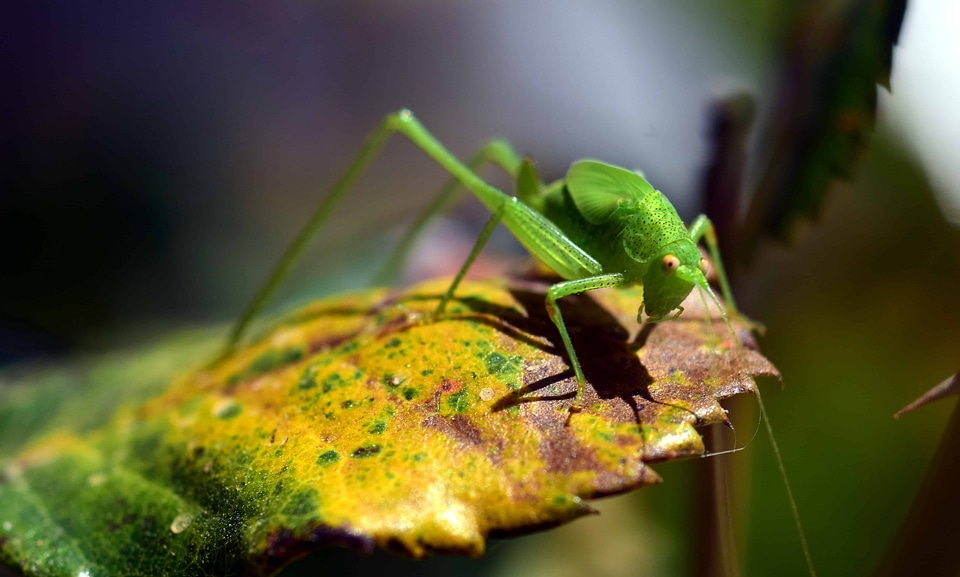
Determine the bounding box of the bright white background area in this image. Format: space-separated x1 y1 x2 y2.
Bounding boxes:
884 0 960 223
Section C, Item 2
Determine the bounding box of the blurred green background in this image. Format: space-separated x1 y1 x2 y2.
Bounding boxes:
3 1 958 576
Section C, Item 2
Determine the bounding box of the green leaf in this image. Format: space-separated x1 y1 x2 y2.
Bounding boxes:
742 0 907 250
1 277 777 576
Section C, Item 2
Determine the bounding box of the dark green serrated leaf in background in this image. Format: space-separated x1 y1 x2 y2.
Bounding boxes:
741 0 908 255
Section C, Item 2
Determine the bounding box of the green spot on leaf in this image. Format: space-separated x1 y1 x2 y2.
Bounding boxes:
214 400 242 420
322 373 344 393
298 365 319 390
485 352 522 376
594 430 614 443
446 390 470 413
316 450 339 465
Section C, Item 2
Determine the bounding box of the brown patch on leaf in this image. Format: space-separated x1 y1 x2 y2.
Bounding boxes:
422 414 483 447
437 379 463 395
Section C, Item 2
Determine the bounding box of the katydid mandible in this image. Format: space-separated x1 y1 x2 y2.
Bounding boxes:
223 109 737 408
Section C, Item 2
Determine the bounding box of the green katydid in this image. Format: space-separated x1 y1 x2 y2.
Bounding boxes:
223 108 736 405
223 109 815 575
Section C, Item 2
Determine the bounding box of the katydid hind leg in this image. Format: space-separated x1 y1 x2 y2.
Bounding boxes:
224 110 527 355
376 112 603 292
223 113 401 357
434 193 606 317
375 139 523 285
435 205 505 315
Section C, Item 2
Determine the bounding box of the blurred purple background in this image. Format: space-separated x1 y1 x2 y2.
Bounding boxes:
2 2 767 362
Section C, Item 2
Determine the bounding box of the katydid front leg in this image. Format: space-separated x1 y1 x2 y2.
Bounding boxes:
435 203 624 407
688 214 737 313
224 110 526 356
546 274 627 407
435 204 507 315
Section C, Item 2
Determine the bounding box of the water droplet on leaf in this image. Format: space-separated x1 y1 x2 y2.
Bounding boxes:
170 513 193 534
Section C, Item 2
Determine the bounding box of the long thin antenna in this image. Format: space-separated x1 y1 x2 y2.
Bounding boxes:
699 277 817 577
752 377 817 577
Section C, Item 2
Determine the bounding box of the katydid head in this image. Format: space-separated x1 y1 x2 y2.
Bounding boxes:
641 242 704 321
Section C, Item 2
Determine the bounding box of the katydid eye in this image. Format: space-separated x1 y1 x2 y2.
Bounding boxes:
661 254 680 274
699 257 710 276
